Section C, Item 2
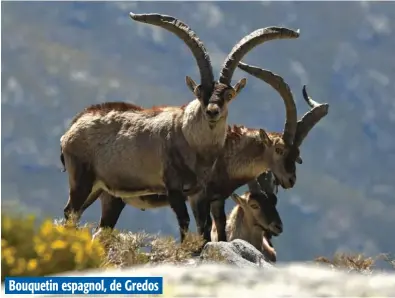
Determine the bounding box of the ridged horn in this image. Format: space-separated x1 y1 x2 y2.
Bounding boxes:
237 62 297 146
293 85 329 148
130 12 214 89
219 27 300 86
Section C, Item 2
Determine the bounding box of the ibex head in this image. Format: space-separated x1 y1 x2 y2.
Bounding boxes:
185 77 246 124
231 187 282 237
130 13 300 125
238 62 329 189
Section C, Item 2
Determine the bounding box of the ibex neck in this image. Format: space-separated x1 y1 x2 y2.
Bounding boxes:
224 127 269 183
227 205 255 241
182 99 227 157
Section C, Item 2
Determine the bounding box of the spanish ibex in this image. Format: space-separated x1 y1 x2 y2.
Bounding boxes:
59 12 300 242
204 62 330 242
87 65 329 243
211 171 281 263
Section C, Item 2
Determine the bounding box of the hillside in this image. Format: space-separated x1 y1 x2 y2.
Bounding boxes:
2 1 395 263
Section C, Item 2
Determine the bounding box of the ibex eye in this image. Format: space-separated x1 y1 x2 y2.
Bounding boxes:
250 204 259 209
275 148 284 155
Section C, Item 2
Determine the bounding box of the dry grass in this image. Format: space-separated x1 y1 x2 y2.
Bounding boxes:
98 229 227 268
95 227 233 268
54 215 393 271
52 215 225 268
314 252 395 274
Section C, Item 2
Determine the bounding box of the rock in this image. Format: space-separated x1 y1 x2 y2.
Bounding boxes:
3 263 395 297
200 239 273 268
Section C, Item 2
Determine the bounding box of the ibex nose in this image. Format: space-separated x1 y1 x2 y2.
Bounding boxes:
206 108 219 118
270 222 283 235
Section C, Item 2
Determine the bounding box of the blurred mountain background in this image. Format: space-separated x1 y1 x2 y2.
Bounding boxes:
2 1 395 264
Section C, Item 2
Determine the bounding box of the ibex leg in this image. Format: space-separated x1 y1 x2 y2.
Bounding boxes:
210 199 227 242
63 155 95 223
168 190 190 243
99 194 126 229
189 193 211 242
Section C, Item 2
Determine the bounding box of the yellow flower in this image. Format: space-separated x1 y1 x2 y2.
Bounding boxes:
34 242 47 255
51 240 67 250
2 247 16 265
27 259 38 271
40 220 53 237
42 252 53 262
1 213 107 280
71 242 82 253
74 249 84 264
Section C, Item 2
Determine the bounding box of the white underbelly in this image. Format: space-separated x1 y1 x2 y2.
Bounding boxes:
92 180 166 198
121 197 159 210
91 180 168 210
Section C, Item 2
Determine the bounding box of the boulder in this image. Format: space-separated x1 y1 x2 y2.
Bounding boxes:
200 239 273 268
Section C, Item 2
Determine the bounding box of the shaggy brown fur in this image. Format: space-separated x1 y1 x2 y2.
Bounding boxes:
60 13 301 243
86 68 328 244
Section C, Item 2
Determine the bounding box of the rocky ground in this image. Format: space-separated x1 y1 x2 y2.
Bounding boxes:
3 239 395 297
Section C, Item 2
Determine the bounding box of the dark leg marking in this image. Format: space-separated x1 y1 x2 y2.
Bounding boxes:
210 199 227 242
63 158 95 222
189 194 211 243
167 190 190 243
99 194 126 230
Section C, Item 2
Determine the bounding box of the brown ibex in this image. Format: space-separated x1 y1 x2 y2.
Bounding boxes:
59 12 301 242
211 171 281 263
87 65 329 243
204 62 330 242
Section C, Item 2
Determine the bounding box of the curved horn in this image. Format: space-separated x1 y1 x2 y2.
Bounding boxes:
247 180 262 194
219 27 300 86
293 85 329 148
237 62 297 146
130 12 214 88
256 171 278 195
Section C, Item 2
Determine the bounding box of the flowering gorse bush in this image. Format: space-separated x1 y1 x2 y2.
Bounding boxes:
1 213 105 280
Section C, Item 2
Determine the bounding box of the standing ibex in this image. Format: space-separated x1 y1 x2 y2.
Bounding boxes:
211 171 281 263
204 62 330 242
86 65 329 243
59 11 301 242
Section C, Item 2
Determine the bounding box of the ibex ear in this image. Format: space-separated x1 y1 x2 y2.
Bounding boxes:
233 78 247 96
185 76 201 98
230 193 245 206
259 129 272 147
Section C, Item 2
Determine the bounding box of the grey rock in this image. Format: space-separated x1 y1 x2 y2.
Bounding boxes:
3 263 395 297
200 239 273 268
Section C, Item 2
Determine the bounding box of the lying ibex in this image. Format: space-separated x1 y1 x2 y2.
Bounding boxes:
211 172 281 263
59 12 300 242
88 65 329 243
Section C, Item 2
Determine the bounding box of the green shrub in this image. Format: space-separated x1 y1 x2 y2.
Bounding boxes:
1 213 106 280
